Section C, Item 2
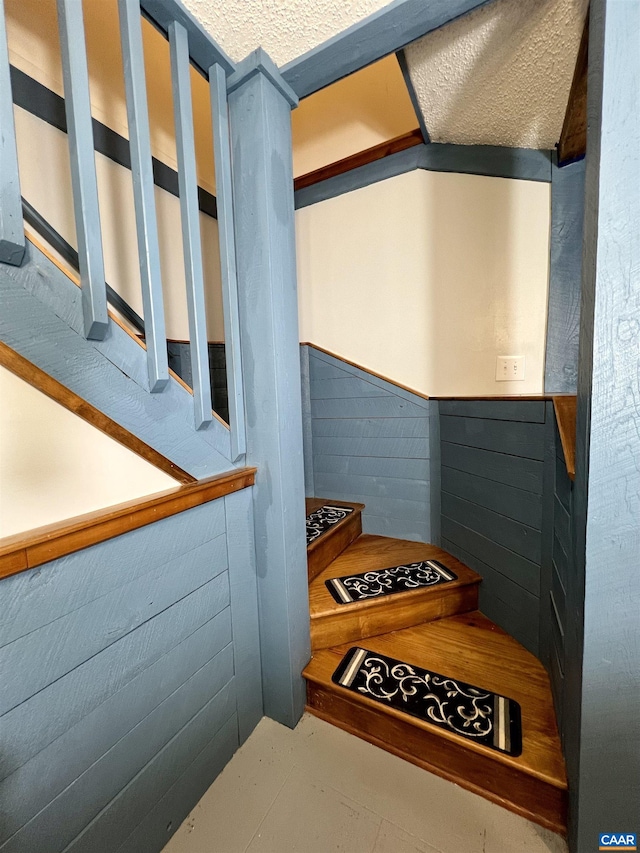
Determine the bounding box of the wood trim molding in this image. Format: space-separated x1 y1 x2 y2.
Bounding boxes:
301 341 430 401
0 338 195 484
553 396 577 480
0 467 256 580
558 10 588 166
294 129 423 192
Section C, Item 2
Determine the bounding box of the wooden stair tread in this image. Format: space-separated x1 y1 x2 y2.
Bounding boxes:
310 534 481 619
304 611 567 791
305 497 365 582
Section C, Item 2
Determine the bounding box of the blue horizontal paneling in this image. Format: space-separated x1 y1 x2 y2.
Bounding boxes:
442 466 543 529
442 492 541 564
314 472 429 504
0 614 232 842
1 647 234 851
313 453 429 481
64 685 237 853
440 415 545 460
0 500 225 648
304 345 431 543
439 401 548 654
441 536 540 656
311 395 428 419
439 400 546 423
0 536 229 716
116 714 238 853
441 441 543 493
312 417 429 439
0 489 263 853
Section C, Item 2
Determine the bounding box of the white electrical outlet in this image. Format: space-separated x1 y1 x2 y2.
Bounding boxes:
496 356 525 381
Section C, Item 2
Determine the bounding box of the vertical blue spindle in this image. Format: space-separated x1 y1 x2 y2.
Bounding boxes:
0 0 25 267
169 20 212 429
118 0 168 392
209 62 246 458
56 0 108 340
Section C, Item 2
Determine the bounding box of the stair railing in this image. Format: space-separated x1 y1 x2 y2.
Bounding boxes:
1 0 246 456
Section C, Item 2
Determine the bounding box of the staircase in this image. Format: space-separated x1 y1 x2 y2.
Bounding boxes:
303 498 568 836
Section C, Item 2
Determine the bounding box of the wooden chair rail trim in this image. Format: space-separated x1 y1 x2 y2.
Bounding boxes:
301 342 430 401
0 467 256 580
293 128 424 191
0 339 195 485
24 232 230 429
553 396 577 480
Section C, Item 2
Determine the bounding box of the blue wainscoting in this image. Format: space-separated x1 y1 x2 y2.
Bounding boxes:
0 496 261 853
439 400 546 656
302 345 434 543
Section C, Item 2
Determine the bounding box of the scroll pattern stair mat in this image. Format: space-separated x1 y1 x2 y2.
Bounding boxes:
333 647 522 756
325 560 457 604
306 505 354 546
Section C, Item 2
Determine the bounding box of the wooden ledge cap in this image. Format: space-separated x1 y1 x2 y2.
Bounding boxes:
0 467 256 581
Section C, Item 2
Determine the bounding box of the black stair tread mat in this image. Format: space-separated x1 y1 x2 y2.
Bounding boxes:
306 504 354 546
332 646 522 756
325 559 457 604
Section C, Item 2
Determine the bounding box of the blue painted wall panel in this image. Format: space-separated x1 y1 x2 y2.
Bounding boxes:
439 401 548 655
303 345 432 543
0 495 259 851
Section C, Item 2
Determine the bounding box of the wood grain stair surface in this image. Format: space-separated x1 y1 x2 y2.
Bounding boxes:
305 497 364 582
309 534 481 650
304 612 567 834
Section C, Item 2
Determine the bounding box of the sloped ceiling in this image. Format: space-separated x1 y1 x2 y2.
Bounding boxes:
181 0 390 67
404 0 588 149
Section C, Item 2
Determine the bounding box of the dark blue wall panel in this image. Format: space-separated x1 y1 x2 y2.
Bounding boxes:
439 400 547 655
303 345 433 543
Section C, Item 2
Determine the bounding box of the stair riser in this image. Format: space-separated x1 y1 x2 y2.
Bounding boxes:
307 512 362 582
311 583 480 651
306 682 567 836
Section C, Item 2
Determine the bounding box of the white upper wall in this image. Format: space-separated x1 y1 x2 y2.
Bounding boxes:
296 170 551 397
405 0 588 149
0 367 178 538
181 0 390 67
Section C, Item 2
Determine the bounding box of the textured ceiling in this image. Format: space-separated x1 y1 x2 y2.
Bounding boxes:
404 0 588 149
181 0 390 67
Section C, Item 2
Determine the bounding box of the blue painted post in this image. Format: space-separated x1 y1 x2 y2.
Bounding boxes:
209 62 246 460
228 49 310 727
169 20 212 429
56 0 108 341
117 0 168 393
566 1 640 849
0 0 25 267
545 153 585 394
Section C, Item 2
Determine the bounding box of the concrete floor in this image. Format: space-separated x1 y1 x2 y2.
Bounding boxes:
163 714 568 853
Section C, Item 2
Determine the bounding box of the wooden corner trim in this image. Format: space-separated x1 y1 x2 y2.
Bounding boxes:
293 128 423 192
553 396 577 480
558 10 588 166
0 339 196 484
0 467 256 580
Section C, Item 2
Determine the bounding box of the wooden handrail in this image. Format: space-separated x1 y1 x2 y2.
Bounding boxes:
553 396 577 480
294 128 424 192
0 467 256 580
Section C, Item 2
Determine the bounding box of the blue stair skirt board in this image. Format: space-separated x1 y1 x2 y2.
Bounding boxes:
333 647 522 757
325 559 458 605
306 504 354 546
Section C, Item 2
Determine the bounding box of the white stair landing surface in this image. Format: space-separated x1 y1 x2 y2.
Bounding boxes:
162 714 568 853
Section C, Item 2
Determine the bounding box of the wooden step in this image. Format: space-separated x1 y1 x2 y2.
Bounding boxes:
309 535 481 650
305 498 364 582
304 612 567 835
